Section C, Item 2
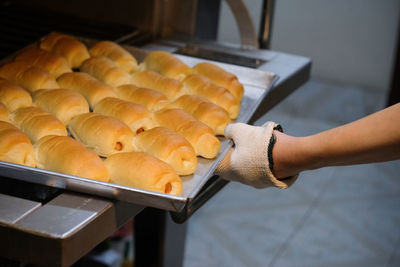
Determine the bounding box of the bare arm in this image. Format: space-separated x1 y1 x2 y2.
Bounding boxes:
273 103 400 179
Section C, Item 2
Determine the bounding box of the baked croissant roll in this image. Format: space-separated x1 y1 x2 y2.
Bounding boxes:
193 62 244 100
0 102 9 122
154 108 220 159
104 152 182 195
0 61 59 92
40 32 90 68
89 41 138 74
57 72 117 108
132 127 197 175
68 112 134 157
32 89 90 125
15 47 72 78
34 135 109 182
173 94 231 135
93 97 156 135
0 79 32 112
0 121 36 167
182 74 240 119
10 106 67 143
115 84 171 112
131 71 184 100
80 56 132 87
140 51 192 81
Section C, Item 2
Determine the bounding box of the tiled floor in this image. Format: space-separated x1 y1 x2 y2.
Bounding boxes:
183 79 400 267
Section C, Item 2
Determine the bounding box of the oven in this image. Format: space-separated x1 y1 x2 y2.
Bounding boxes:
0 0 311 266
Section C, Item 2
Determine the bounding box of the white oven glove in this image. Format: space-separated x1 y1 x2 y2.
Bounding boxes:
215 122 298 189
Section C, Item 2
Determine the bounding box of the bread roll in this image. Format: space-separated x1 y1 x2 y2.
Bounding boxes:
0 61 59 92
193 62 244 100
15 47 72 78
34 135 109 182
131 71 183 100
57 72 117 108
68 112 134 157
0 79 32 111
0 102 9 122
115 84 171 112
154 108 220 159
32 89 89 125
0 121 36 167
40 32 90 68
104 152 182 195
133 127 197 175
89 41 138 74
173 95 230 135
80 56 132 87
182 74 240 119
93 97 156 135
10 107 67 143
140 51 192 81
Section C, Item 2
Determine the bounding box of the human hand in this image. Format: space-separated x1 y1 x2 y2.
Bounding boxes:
215 122 298 188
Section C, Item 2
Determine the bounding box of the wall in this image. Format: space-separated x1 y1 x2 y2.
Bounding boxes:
217 0 400 92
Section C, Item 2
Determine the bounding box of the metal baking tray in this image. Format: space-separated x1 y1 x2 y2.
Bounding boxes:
0 37 276 212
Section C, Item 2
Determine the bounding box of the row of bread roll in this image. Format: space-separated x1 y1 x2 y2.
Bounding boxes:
57 72 116 108
9 106 67 143
92 97 197 175
32 88 90 125
182 74 240 119
140 51 244 101
0 61 59 93
15 47 72 78
0 121 36 167
80 56 132 87
0 79 32 111
40 32 90 68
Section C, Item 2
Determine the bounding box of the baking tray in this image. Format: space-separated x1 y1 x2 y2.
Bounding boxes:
0 36 276 212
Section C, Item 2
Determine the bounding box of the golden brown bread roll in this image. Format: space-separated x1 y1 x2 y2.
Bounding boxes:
89 41 138 74
80 56 132 87
0 61 59 92
182 74 240 119
32 89 90 125
140 51 192 81
193 62 244 100
131 71 184 100
0 79 32 112
34 135 109 182
0 121 36 167
57 72 117 108
154 108 220 159
132 127 197 175
104 152 182 195
173 95 230 135
15 47 72 78
0 102 9 122
115 84 171 112
93 97 156 135
68 112 134 157
40 32 90 68
10 106 67 143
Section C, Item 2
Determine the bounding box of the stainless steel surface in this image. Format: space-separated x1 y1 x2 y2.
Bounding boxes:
0 39 276 212
0 192 143 266
176 45 266 68
0 193 41 224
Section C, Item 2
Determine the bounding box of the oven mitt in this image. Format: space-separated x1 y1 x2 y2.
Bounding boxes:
215 122 298 189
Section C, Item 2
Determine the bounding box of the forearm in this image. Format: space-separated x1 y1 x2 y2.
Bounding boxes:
273 103 400 178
